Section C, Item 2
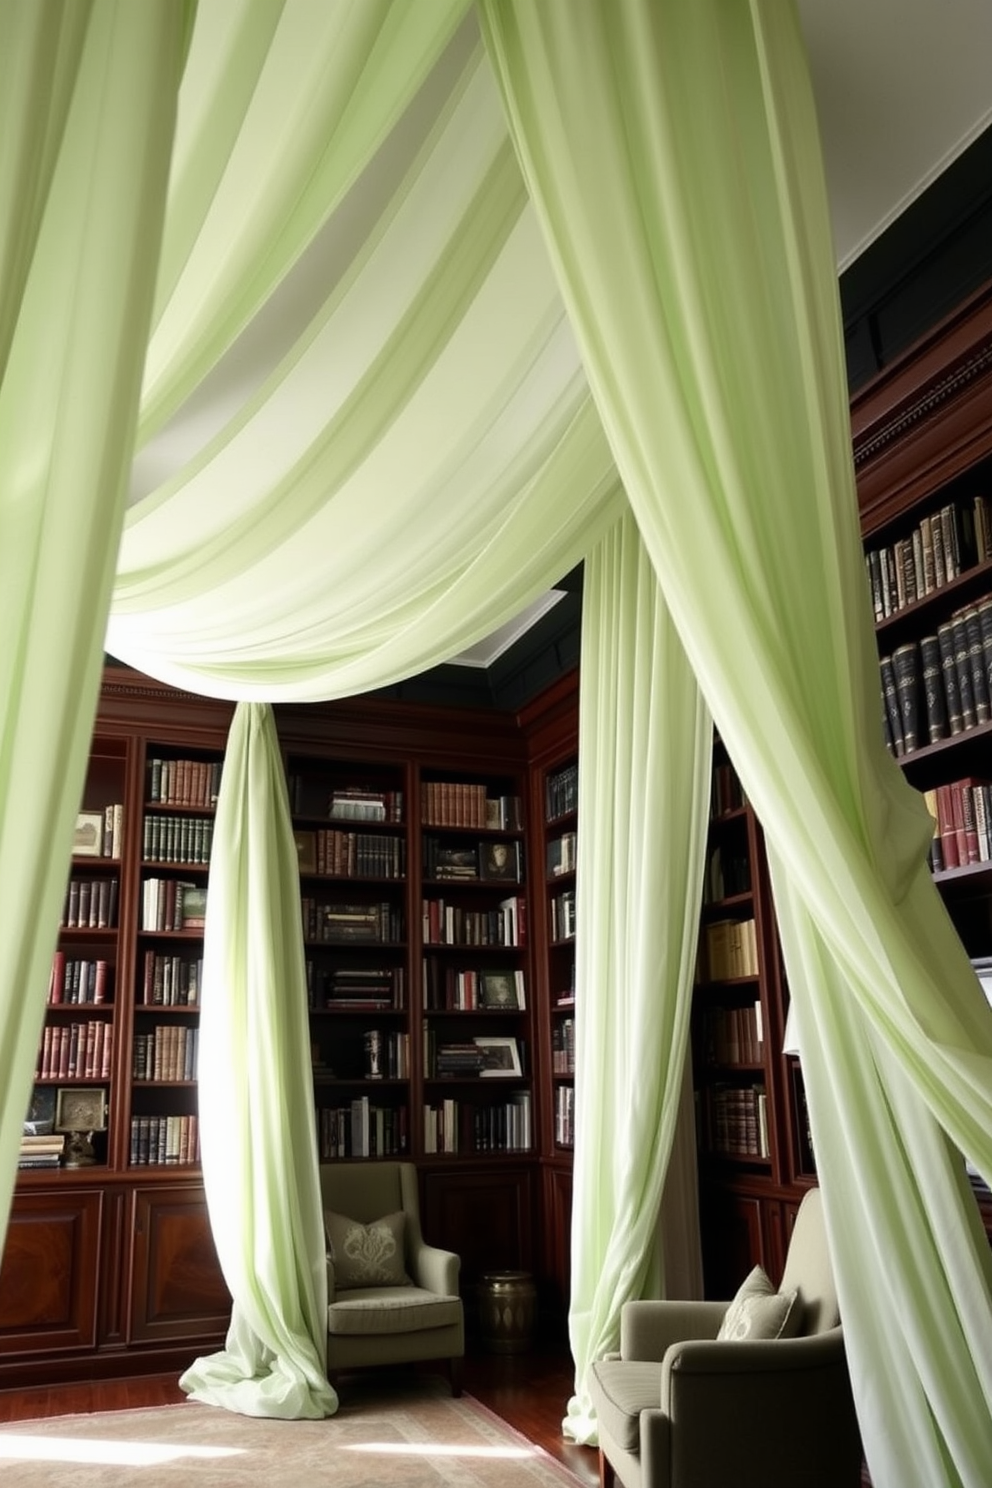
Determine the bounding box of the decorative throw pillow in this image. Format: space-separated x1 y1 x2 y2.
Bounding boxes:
324 1210 411 1289
716 1265 802 1341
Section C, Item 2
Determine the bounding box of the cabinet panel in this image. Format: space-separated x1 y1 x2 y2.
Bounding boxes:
421 1164 534 1286
0 1189 102 1351
128 1186 230 1343
698 1186 765 1300
541 1161 573 1315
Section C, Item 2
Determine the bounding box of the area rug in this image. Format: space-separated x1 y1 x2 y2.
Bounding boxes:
0 1377 588 1488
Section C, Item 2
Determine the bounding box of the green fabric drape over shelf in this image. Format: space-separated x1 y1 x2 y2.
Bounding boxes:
3 2 992 1477
480 2 992 1481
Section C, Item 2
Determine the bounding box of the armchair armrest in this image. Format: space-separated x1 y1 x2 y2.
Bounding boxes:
411 1242 460 1296
657 1327 860 1485
621 1299 727 1359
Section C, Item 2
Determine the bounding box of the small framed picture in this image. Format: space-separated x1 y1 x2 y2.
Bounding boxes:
473 1036 522 1078
479 839 519 882
294 829 317 874
55 1086 108 1132
478 971 519 1010
24 1086 57 1136
73 811 105 857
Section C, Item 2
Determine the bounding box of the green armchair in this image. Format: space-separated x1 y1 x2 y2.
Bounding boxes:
319 1161 464 1395
587 1187 862 1488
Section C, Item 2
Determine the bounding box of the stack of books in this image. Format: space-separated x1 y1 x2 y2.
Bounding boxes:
18 1133 65 1170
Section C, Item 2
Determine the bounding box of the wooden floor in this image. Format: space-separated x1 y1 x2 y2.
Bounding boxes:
0 1344 600 1488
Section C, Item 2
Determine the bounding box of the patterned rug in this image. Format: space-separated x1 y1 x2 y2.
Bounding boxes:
0 1377 586 1488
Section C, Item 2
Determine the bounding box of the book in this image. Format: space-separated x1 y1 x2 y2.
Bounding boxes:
918 634 948 743
878 655 904 756
891 642 921 753
936 621 964 735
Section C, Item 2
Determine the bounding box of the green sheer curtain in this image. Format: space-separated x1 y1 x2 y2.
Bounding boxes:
0 0 184 1251
566 510 711 1444
480 1 992 1482
178 703 336 1419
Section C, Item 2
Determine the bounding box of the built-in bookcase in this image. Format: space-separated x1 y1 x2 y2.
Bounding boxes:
693 744 773 1171
542 758 578 1153
419 768 531 1157
24 737 130 1173
129 744 223 1169
287 754 411 1160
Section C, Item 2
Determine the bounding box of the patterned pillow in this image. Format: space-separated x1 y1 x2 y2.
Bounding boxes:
324 1210 411 1288
717 1265 802 1341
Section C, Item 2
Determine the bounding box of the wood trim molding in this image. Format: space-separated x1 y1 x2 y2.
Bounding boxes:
851 278 992 536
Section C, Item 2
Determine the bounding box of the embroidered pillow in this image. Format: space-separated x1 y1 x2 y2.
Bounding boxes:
717 1265 802 1341
325 1209 410 1288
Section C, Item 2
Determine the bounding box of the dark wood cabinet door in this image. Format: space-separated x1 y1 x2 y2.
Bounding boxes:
698 1185 766 1299
541 1161 572 1314
421 1163 535 1287
0 1188 102 1352
128 1185 230 1343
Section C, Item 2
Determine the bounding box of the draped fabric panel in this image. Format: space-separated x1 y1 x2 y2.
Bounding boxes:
139 0 473 443
0 0 185 1253
479 2 992 1480
565 511 711 1445
179 703 337 1420
109 17 623 700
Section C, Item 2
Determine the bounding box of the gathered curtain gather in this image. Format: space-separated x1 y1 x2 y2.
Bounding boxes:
2 2 992 1480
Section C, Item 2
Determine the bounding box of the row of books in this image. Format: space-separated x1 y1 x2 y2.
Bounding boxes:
699 1002 765 1066
49 954 110 1006
699 1082 770 1158
422 895 526 948
36 1021 112 1080
423 1092 532 1153
546 831 577 878
307 963 405 1010
143 813 213 865
421 783 522 831
140 950 202 1006
698 917 759 982
924 780 992 872
141 878 206 932
422 962 526 1011
147 756 221 809
317 1097 408 1159
301 899 402 945
132 1025 199 1082
61 875 118 930
549 888 576 943
554 1084 574 1148
552 1017 575 1075
129 1113 200 1166
546 762 578 822
328 787 404 823
702 841 751 904
881 594 992 756
866 494 992 621
294 827 405 879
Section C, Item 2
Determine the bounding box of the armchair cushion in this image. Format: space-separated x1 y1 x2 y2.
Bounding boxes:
716 1265 801 1342
328 1284 462 1336
325 1209 412 1289
590 1358 664 1454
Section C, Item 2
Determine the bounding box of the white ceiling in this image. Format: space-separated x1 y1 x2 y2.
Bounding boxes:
797 0 992 271
461 0 992 669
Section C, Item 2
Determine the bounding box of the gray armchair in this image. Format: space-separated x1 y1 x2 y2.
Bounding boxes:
319 1161 464 1394
588 1187 862 1488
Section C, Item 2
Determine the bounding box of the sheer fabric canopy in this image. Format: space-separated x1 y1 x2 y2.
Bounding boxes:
3 3 992 1481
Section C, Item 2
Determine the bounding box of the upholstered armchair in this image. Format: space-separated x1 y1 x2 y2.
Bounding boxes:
588 1187 862 1488
319 1160 464 1394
